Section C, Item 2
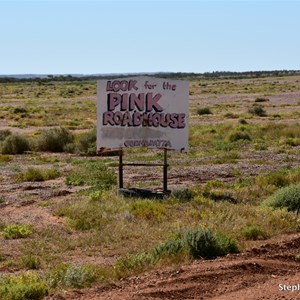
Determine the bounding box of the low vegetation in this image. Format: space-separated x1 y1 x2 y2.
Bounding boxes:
2 224 33 239
1 134 31 154
1 74 300 298
263 184 300 214
16 167 61 182
36 127 74 152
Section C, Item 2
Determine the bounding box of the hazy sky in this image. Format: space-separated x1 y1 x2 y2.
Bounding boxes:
1 0 299 75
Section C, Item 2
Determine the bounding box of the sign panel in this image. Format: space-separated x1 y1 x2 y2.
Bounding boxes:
97 76 189 152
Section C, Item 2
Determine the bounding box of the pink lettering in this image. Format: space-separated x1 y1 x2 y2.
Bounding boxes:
129 93 145 111
106 80 138 92
107 93 121 111
103 112 114 125
177 113 186 128
146 93 163 112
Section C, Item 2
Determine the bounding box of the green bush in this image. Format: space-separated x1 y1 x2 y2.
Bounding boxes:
0 272 48 300
241 225 268 240
114 252 155 279
229 131 251 142
13 107 28 114
215 233 239 254
153 239 183 258
47 264 102 289
16 167 61 182
36 127 74 152
114 229 238 279
0 154 12 163
256 169 290 188
183 228 238 259
254 97 269 103
197 107 213 115
171 187 195 202
203 191 237 204
78 128 96 155
129 200 166 221
1 134 31 154
262 184 300 213
2 224 33 239
248 105 267 117
0 130 12 141
21 255 41 270
239 119 248 125
224 112 239 119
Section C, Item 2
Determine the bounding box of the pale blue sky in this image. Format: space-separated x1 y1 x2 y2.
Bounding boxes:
0 1 299 75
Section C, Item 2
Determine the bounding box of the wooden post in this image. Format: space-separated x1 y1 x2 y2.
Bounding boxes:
119 149 123 189
163 148 168 193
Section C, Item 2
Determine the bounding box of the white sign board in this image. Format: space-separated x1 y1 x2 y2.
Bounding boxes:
97 76 189 152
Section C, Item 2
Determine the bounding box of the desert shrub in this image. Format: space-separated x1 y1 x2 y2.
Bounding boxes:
213 141 236 152
36 127 74 152
129 200 166 221
88 189 103 201
13 107 28 114
0 154 12 163
1 134 31 154
239 119 248 125
16 167 61 182
47 264 102 289
21 255 41 270
0 272 48 300
215 233 239 254
114 252 155 279
262 184 300 213
280 137 300 147
114 229 238 279
241 225 268 240
183 228 218 259
17 168 44 182
203 191 237 204
224 112 239 119
2 224 33 239
256 169 290 188
183 228 238 259
78 128 96 155
0 129 11 141
229 131 251 142
254 97 269 103
153 239 184 258
258 123 300 140
65 161 116 189
197 107 213 115
62 143 76 153
171 187 195 202
248 105 267 117
253 143 268 151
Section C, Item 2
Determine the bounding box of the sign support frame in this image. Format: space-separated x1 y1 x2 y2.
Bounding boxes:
118 148 169 195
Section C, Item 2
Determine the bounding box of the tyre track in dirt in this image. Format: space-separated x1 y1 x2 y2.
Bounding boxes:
55 234 300 300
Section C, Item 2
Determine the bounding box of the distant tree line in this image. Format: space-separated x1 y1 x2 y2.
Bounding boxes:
0 70 300 83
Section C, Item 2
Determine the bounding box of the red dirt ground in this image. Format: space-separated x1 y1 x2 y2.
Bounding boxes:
50 233 300 300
